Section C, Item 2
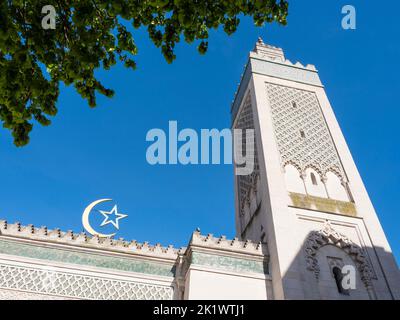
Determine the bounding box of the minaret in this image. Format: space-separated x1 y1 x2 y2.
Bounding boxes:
231 38 400 300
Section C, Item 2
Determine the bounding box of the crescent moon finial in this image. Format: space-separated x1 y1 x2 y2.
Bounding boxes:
82 199 116 238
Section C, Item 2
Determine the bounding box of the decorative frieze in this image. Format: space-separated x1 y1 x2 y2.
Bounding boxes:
0 263 173 300
0 239 176 277
190 251 268 275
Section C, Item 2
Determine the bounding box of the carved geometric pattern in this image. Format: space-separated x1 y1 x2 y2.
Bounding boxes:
234 93 260 218
0 264 173 300
266 83 345 180
0 288 71 300
304 222 374 290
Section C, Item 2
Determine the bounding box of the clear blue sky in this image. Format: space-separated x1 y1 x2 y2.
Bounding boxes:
1 1 399 263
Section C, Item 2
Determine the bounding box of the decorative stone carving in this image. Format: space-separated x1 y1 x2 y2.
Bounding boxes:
0 288 71 300
234 94 261 222
304 222 374 290
0 264 173 300
266 83 346 182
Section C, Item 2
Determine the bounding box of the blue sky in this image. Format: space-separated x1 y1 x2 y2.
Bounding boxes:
1 1 399 263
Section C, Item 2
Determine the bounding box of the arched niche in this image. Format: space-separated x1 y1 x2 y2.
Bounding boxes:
304 222 376 300
304 168 327 198
284 164 306 194
325 171 349 202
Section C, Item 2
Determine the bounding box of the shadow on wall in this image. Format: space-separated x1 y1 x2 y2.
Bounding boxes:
280 225 400 300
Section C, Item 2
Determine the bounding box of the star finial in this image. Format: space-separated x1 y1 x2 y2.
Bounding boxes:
99 205 128 230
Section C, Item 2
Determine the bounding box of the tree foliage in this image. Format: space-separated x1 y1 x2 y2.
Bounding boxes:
0 0 288 146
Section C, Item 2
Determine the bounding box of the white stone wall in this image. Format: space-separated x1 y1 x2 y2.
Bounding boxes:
184 268 271 300
284 164 306 194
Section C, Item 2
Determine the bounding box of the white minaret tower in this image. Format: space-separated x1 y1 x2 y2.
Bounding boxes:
232 38 400 300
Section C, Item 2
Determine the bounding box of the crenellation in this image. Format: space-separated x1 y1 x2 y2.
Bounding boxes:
39 226 48 236
128 239 138 250
49 228 61 239
217 235 226 244
190 231 263 255
0 221 181 259
88 234 100 244
64 230 74 241
306 64 317 71
1 222 264 269
75 232 88 243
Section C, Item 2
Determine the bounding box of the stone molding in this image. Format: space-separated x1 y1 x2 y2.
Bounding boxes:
0 238 176 277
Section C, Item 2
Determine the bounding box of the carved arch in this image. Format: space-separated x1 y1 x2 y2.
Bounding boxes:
282 160 303 175
304 222 374 291
303 164 324 179
324 167 346 183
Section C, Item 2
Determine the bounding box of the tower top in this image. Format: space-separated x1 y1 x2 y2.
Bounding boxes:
231 38 319 120
253 37 285 62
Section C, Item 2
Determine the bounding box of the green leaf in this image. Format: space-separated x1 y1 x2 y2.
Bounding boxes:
0 0 289 146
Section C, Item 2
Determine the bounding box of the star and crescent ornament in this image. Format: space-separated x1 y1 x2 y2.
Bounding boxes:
99 205 128 230
82 199 128 238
